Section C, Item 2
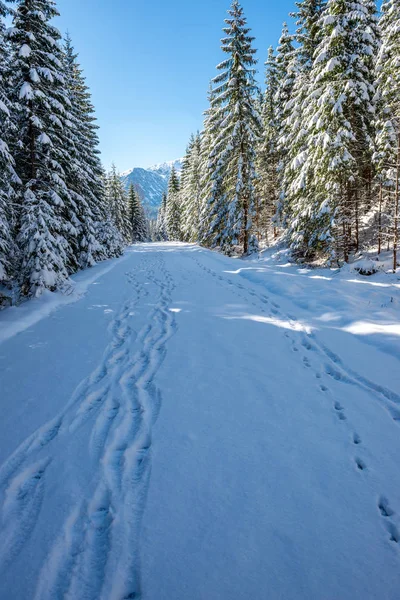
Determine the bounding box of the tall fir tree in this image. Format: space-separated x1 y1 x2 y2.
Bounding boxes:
287 0 379 261
274 22 297 227
10 0 77 296
106 165 131 243
255 46 280 242
63 36 122 261
278 0 326 247
0 0 19 286
374 0 400 269
166 166 181 240
206 0 262 255
181 133 202 242
128 184 148 243
156 192 168 241
198 84 219 245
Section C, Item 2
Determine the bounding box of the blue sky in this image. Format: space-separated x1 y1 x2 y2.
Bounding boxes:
56 0 295 171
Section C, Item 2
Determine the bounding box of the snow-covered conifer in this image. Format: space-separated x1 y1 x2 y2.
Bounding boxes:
156 192 168 241
166 166 181 240
274 22 297 227
181 133 202 242
206 0 262 255
10 0 76 296
255 47 280 242
129 184 148 243
277 0 326 244
374 0 400 269
0 0 18 286
106 165 131 243
288 0 379 260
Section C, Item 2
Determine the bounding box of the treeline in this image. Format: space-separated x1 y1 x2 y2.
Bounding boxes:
106 165 149 245
155 0 400 270
0 0 145 303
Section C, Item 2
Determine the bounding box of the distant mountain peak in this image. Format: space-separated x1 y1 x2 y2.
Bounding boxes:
146 158 184 179
121 158 183 219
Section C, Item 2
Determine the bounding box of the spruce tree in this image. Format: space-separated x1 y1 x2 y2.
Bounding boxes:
274 22 297 227
106 165 131 243
10 0 76 296
156 192 168 241
288 0 379 261
255 46 280 242
279 0 326 251
166 166 181 240
0 0 18 286
62 34 102 268
63 35 122 261
181 133 202 242
206 0 262 255
198 84 219 246
375 0 400 269
128 184 148 243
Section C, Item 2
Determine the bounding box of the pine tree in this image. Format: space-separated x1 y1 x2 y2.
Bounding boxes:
128 184 148 243
374 0 400 269
10 0 77 296
288 0 379 261
106 164 131 243
206 0 262 255
181 133 202 242
198 84 219 245
64 35 122 261
156 192 168 240
0 0 19 286
166 166 181 240
279 0 326 251
62 34 103 268
274 22 297 227
255 46 280 242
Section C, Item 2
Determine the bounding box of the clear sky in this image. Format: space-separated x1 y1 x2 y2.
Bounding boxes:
55 0 295 171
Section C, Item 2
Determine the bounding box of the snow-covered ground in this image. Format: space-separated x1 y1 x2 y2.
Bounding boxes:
0 242 400 600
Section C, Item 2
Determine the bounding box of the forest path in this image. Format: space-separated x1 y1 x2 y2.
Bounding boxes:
0 242 399 600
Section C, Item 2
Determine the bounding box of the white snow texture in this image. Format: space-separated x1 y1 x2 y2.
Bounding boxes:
0 242 399 600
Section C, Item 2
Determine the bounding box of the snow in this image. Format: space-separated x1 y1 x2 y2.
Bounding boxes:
18 43 31 57
0 242 400 599
19 81 34 100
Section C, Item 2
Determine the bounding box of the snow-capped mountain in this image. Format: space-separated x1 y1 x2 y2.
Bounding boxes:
147 158 183 180
121 159 183 218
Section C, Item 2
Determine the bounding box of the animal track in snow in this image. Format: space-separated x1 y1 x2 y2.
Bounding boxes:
355 457 367 471
378 496 394 518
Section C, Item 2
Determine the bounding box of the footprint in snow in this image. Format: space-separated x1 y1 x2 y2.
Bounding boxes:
386 522 400 544
355 457 367 471
334 402 346 421
378 496 394 518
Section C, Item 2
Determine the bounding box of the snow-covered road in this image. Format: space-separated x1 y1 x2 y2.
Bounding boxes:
0 242 400 600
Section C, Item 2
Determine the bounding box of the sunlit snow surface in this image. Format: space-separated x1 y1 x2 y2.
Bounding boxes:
0 242 400 600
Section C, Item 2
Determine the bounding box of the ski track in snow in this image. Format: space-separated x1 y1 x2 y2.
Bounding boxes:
1 245 399 600
190 252 400 552
0 253 178 600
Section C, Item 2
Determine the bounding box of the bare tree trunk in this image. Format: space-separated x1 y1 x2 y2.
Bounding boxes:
355 188 359 251
393 133 400 271
255 197 260 243
243 195 249 254
378 183 383 255
342 183 351 262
